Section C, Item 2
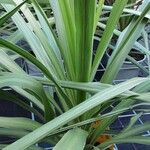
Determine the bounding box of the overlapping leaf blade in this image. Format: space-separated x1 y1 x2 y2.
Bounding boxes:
53 128 88 150
3 77 150 150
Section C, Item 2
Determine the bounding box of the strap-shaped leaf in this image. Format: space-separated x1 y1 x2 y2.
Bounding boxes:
3 77 150 150
12 86 44 111
0 89 44 121
0 128 29 139
0 0 14 4
98 136 150 149
0 0 27 26
123 113 142 132
53 128 88 150
13 0 64 79
0 117 41 131
97 22 150 57
0 38 72 110
50 0 76 80
0 50 24 73
0 73 55 121
74 0 96 82
2 1 56 75
101 3 150 83
31 0 65 76
91 0 128 80
94 0 104 31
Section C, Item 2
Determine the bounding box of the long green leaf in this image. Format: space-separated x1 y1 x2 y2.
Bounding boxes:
101 3 150 83
123 113 142 132
29 0 75 110
35 77 150 103
2 1 56 75
0 49 24 73
0 117 41 131
98 136 150 149
94 0 104 31
14 0 64 80
97 22 150 57
0 128 29 138
53 128 88 150
91 0 128 80
31 0 65 77
3 77 150 150
0 38 72 110
12 86 44 111
74 0 96 82
0 0 15 4
0 89 44 121
103 2 150 19
0 73 54 121
0 0 27 26
50 0 76 80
